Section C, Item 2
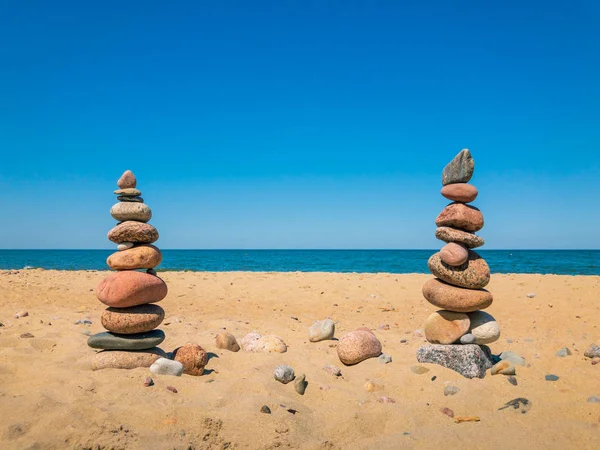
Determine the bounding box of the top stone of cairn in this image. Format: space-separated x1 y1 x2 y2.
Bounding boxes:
117 170 137 189
441 149 474 186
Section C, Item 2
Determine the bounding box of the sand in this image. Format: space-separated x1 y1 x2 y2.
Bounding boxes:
1 269 599 449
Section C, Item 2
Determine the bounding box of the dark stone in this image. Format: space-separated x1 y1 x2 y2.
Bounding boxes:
260 405 271 414
498 398 531 414
117 196 144 203
416 344 493 379
87 329 165 350
545 374 559 381
508 376 518 386
442 149 474 185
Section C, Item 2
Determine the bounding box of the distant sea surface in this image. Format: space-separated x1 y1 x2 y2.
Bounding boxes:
0 250 598 275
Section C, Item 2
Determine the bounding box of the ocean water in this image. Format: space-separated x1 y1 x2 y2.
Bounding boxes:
0 250 598 275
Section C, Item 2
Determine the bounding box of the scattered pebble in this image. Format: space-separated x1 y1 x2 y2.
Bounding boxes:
413 329 424 338
378 324 390 330
440 407 454 418
491 361 516 376
290 316 299 321
364 381 384 392
378 353 392 364
500 351 526 366
526 292 536 298
410 365 429 375
144 377 154 387
260 405 271 414
444 386 460 396
587 396 600 404
74 319 92 325
308 319 335 342
81 330 92 336
455 416 480 423
14 311 28 319
400 339 408 344
556 347 572 357
431 375 437 381
274 365 295 384
378 396 395 404
584 345 600 359
20 333 34 338
166 386 178 393
150 358 184 376
545 374 559 381
320 385 330 391
508 376 518 386
592 358 600 366
294 374 307 395
323 364 342 377
498 398 531 414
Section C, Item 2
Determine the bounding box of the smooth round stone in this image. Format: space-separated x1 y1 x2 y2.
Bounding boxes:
87 329 165 350
440 242 468 266
337 330 382 366
110 202 152 223
108 221 159 244
436 203 484 233
467 311 500 344
215 332 240 352
114 188 142 197
117 170 137 189
240 332 287 353
441 183 478 203
96 271 168 308
428 250 490 289
107 244 162 270
117 242 134 251
424 310 470 345
101 304 165 334
308 319 335 342
422 278 493 313
173 342 208 376
460 333 476 344
435 227 484 249
442 149 474 186
150 357 184 376
91 347 166 370
274 365 295 384
117 196 144 203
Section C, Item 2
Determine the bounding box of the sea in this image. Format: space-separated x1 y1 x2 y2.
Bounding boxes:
0 250 598 275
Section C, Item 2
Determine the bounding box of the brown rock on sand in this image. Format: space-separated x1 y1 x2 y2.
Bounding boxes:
96 271 168 308
337 330 382 365
216 332 240 352
441 183 478 203
436 203 484 233
428 251 490 289
101 304 165 334
92 348 166 370
173 342 208 376
424 310 470 344
117 170 137 189
423 278 493 312
440 242 469 266
108 221 159 244
107 245 162 270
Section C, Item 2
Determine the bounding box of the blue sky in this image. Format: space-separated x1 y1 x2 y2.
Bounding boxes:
0 0 598 249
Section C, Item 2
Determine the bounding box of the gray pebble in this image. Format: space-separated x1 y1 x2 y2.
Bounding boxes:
150 358 184 376
378 353 392 364
587 396 600 403
526 292 536 298
500 351 526 366
274 365 295 384
545 374 559 381
323 364 342 377
508 376 518 386
444 385 460 396
260 405 271 414
294 374 307 395
556 347 572 357
460 333 476 344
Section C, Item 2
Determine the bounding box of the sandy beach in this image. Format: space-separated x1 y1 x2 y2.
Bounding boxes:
1 269 599 449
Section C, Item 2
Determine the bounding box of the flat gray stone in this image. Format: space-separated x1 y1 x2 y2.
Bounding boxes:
556 347 572 357
378 353 392 364
444 385 460 396
500 351 526 366
442 149 474 186
545 374 559 381
274 365 295 384
416 344 493 379
87 330 165 350
117 196 144 203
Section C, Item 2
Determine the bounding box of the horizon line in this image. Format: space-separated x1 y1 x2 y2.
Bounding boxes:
1 248 599 251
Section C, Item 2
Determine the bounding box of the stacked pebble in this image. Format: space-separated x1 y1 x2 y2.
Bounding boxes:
90 170 169 370
422 150 500 348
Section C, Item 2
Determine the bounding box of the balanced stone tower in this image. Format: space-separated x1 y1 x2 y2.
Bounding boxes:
417 149 500 379
90 170 169 370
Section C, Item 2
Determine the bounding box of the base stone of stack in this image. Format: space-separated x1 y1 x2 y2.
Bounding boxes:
416 344 494 379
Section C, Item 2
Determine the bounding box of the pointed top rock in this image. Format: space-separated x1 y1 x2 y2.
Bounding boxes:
117 170 137 189
441 149 474 186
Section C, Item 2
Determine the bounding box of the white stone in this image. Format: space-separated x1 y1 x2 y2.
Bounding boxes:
273 365 295 384
117 242 134 251
467 311 500 344
308 319 335 342
149 357 184 376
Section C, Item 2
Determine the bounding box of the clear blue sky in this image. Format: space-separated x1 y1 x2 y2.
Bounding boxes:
0 1 598 249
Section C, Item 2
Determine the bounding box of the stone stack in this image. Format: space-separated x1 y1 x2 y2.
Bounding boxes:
90 170 169 370
417 149 500 379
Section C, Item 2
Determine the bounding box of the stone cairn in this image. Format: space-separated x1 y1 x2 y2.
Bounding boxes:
90 170 169 370
417 149 500 379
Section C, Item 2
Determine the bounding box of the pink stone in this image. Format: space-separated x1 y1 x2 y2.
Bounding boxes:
440 242 469 266
117 170 137 189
